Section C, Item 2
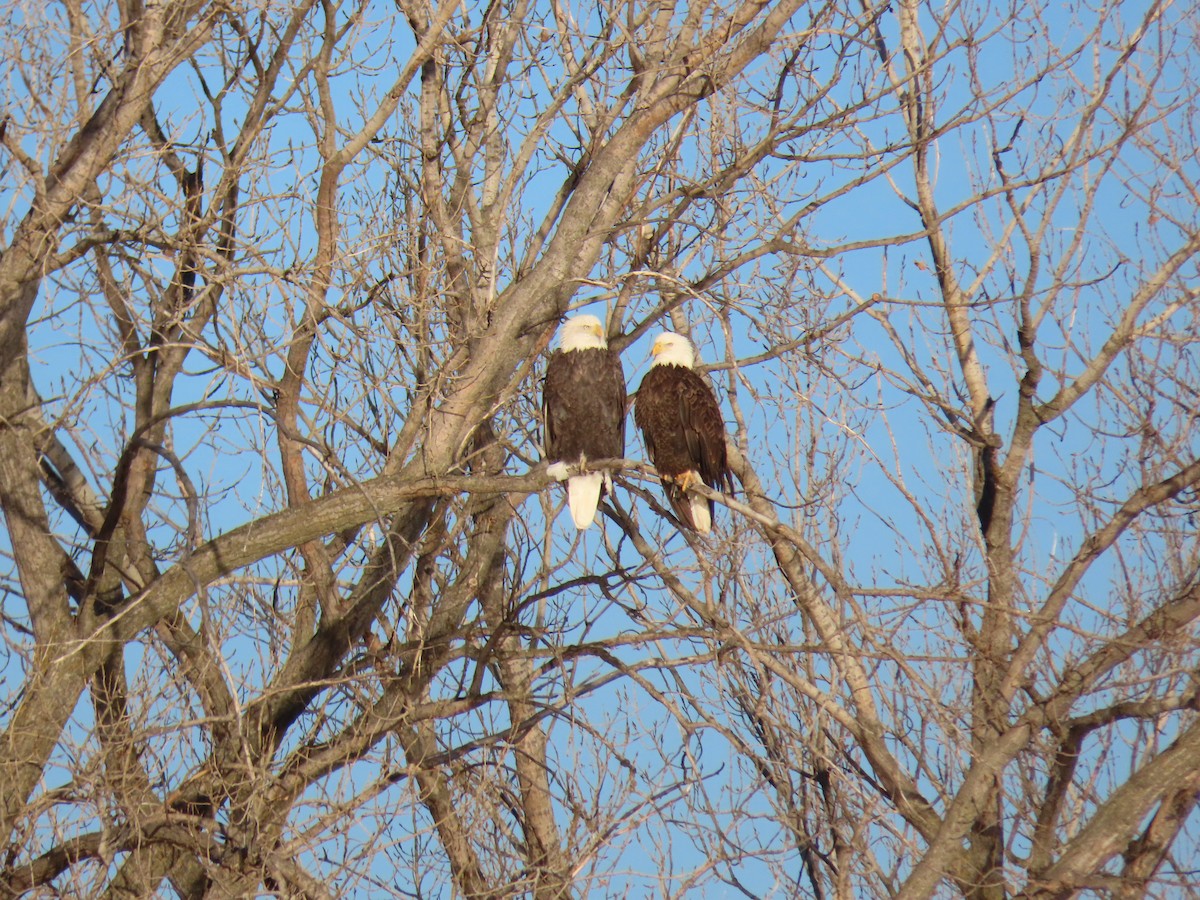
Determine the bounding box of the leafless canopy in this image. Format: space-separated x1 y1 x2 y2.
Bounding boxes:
0 0 1198 896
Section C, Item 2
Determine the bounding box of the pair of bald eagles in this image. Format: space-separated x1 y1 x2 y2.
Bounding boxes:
542 315 735 533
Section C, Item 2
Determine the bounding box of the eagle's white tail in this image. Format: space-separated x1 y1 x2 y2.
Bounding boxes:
567 472 607 529
689 493 712 534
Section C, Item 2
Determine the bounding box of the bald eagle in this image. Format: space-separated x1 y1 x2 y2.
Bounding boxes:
634 332 733 533
542 315 627 529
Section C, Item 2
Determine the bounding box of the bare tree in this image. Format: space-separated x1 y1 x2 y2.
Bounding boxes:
0 0 1197 895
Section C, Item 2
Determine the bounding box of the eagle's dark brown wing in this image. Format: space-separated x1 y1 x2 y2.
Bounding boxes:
676 371 734 496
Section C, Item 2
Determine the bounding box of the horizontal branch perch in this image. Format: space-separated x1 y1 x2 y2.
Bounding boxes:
79 460 652 650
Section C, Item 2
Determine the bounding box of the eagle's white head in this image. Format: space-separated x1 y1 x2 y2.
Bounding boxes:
650 332 696 368
560 315 608 352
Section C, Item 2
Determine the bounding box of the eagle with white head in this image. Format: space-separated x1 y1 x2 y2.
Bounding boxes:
542 315 627 529
634 332 733 533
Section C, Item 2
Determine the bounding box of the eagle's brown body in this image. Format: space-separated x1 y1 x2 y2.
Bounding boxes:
634 335 733 532
542 316 626 529
544 347 626 465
